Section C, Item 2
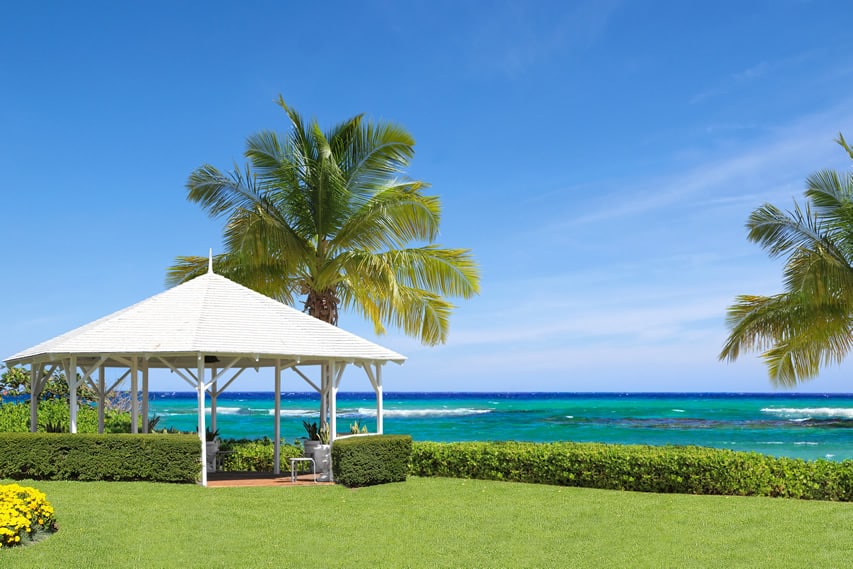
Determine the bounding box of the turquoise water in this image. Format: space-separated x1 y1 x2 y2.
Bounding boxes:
149 392 853 461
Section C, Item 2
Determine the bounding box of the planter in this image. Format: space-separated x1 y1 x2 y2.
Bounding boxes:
302 439 321 458
312 444 332 481
206 441 220 472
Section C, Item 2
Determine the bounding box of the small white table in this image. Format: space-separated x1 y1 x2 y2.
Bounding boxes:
289 457 316 483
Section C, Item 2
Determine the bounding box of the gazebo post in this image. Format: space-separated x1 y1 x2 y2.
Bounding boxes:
29 364 38 433
197 354 208 487
97 366 105 434
210 372 217 435
319 364 328 430
141 362 149 433
329 361 338 443
376 363 383 435
130 357 138 434
273 360 281 475
67 356 78 434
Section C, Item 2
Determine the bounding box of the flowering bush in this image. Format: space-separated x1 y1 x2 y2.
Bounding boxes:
0 484 57 547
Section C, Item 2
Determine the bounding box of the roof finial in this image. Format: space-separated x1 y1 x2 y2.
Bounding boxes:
208 249 214 274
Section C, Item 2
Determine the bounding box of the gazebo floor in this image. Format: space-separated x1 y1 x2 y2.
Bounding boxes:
206 471 334 488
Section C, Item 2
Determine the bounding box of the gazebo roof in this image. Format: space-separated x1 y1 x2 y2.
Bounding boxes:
4 271 406 369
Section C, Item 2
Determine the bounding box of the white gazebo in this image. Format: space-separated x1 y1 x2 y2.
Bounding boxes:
3 264 406 485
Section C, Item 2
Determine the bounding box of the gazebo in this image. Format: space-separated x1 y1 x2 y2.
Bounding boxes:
3 263 406 485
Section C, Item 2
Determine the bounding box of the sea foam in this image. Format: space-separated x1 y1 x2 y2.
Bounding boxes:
761 407 853 419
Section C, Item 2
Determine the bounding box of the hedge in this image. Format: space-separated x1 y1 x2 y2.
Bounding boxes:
218 438 304 472
0 400 130 433
410 441 853 501
0 433 200 483
332 435 412 487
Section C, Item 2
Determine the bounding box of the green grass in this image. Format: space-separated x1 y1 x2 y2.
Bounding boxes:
2 477 851 568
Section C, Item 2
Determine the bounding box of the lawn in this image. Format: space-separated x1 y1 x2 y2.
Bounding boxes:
2 477 851 568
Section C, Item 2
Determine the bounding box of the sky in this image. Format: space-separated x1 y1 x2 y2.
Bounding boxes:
2 0 853 393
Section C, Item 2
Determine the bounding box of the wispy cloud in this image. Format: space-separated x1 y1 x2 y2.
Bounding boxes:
544 103 853 229
690 52 815 105
467 0 619 77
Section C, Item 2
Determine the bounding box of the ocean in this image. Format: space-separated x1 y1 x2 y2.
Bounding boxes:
148 391 853 462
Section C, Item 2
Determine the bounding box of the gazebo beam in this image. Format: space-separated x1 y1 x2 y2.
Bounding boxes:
197 354 208 487
292 366 320 392
29 363 56 432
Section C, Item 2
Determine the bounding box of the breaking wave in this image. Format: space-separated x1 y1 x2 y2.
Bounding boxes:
263 407 494 419
761 407 853 420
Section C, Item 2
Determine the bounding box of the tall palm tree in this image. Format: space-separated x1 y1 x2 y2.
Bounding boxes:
719 134 853 386
168 96 479 346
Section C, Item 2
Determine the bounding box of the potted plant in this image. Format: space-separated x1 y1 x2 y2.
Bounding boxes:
303 420 331 480
203 427 220 472
349 419 369 435
302 420 321 457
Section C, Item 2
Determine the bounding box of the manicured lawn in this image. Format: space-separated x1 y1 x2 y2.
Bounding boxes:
2 477 851 568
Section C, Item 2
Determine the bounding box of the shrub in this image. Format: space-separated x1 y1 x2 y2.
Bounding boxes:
0 400 131 433
0 483 57 548
0 433 200 483
410 441 853 501
332 435 412 487
219 438 303 472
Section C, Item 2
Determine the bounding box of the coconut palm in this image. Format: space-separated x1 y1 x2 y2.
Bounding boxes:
167 96 479 346
719 134 853 386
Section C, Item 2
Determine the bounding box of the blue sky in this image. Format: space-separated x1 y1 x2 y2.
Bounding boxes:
2 1 853 393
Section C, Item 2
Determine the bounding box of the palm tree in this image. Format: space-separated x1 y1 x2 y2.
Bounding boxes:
719 134 853 386
167 96 479 346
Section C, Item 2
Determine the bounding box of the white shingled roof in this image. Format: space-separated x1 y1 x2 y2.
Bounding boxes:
4 271 406 368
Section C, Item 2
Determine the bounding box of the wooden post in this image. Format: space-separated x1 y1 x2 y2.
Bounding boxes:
274 360 281 476
329 361 337 443
376 363 384 435
68 357 78 434
141 363 149 433
198 354 207 487
130 357 138 434
210 372 217 435
98 366 105 434
29 364 38 433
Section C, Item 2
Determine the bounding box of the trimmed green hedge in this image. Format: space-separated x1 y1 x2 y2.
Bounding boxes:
410 441 853 501
218 438 304 472
332 435 412 487
0 433 200 483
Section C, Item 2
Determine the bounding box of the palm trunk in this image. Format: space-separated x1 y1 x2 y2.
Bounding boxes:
304 288 339 326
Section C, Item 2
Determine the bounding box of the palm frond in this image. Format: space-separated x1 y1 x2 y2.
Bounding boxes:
342 283 453 346
166 255 216 286
746 202 825 258
166 253 300 304
783 247 853 305
720 291 852 385
334 181 440 251
837 132 853 161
